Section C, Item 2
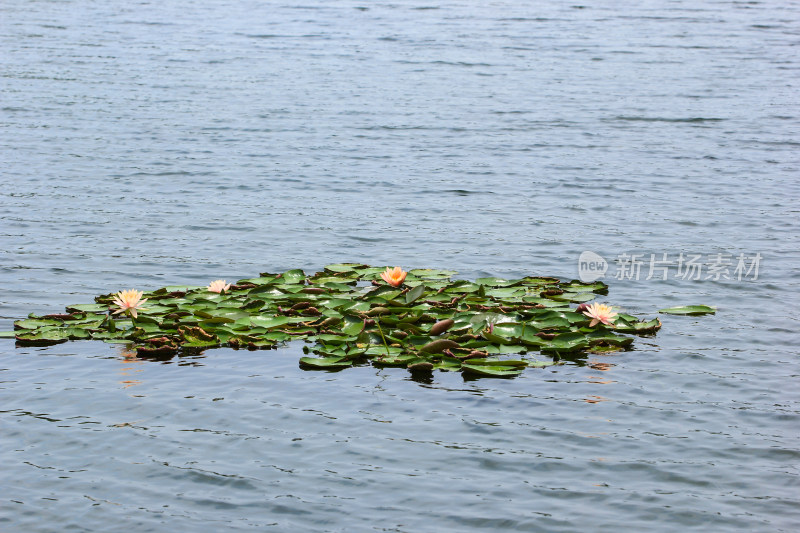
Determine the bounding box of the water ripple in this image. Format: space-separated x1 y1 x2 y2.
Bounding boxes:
1 0 799 531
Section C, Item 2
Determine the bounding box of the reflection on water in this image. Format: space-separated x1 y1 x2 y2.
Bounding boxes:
584 395 611 404
119 345 138 359
117 345 144 389
586 374 615 386
585 356 616 401
588 361 615 372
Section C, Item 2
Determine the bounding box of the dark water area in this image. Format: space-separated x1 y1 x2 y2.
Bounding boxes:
1 1 799 531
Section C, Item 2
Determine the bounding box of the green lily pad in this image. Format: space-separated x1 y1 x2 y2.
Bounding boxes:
561 280 608 292
14 318 63 330
405 284 426 304
475 277 519 287
483 343 528 354
491 323 525 339
299 356 353 369
365 345 405 358
461 363 523 378
659 305 716 316
15 329 71 345
586 331 634 347
249 316 288 328
484 287 526 299
541 332 589 354
433 356 463 371
553 292 596 303
64 327 92 339
325 263 367 273
261 331 291 342
526 360 559 368
408 268 457 280
91 330 126 340
614 318 662 334
462 358 528 368
65 304 109 313
279 269 306 284
530 316 571 330
316 334 351 345
444 282 482 294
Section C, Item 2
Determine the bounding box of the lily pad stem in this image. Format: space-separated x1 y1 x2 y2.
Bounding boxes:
375 320 390 358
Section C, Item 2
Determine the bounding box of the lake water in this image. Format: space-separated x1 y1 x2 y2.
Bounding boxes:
1 1 799 531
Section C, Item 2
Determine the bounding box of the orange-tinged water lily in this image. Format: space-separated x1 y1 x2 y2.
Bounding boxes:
207 279 231 293
380 266 407 287
112 289 147 319
583 302 617 327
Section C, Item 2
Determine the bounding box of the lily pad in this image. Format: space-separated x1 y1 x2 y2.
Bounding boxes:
250 316 291 328
14 318 63 330
659 305 716 316
324 263 367 273
65 303 109 313
405 284 426 304
5 265 673 378
408 268 457 280
461 363 523 378
15 329 71 345
299 356 353 369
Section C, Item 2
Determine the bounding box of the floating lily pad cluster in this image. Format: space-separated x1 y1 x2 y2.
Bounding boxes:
7 265 663 377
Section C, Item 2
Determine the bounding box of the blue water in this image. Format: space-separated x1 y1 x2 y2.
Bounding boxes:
2 1 799 531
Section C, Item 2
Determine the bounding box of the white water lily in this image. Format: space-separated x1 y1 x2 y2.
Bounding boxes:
112 289 148 319
207 279 231 293
583 302 617 327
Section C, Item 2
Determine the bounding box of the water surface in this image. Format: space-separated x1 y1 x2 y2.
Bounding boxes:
1 1 798 531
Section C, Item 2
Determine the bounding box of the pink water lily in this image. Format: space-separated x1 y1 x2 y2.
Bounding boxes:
112 289 148 319
380 266 407 287
207 279 231 293
583 302 617 327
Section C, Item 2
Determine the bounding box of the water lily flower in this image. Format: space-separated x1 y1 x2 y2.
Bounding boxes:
380 266 407 287
207 279 231 293
112 289 148 319
583 302 617 327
